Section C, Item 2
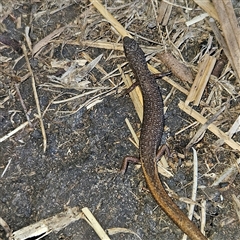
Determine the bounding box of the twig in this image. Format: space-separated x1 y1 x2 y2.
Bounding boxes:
178 101 240 151
118 65 143 121
182 148 205 240
125 118 139 148
82 207 111 240
89 0 131 38
186 105 226 149
0 120 32 143
22 44 47 152
200 200 207 235
232 194 240 221
1 158 12 178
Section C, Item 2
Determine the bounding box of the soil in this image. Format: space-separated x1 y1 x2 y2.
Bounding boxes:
0 1 240 240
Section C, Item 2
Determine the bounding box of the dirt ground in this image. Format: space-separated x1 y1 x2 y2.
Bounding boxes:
0 1 240 240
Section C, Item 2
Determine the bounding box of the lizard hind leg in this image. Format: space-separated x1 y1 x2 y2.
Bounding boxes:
120 156 141 175
155 144 170 161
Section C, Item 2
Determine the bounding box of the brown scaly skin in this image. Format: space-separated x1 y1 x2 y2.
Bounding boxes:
123 36 207 240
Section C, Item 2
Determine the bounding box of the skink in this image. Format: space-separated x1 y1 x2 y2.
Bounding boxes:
122 36 207 240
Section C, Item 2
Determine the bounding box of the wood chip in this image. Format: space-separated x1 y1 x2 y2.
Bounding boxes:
157 0 173 26
212 0 240 81
13 207 83 240
32 26 66 56
193 0 219 21
156 51 194 84
185 54 216 106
